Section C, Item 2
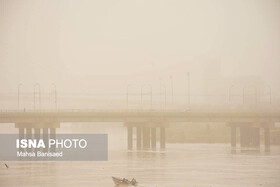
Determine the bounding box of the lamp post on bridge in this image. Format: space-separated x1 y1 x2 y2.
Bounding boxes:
243 85 257 105
160 83 166 110
265 85 272 104
186 72 190 108
34 83 41 110
141 85 152 110
52 83 57 110
228 84 235 104
17 83 22 110
169 75 173 105
126 84 130 110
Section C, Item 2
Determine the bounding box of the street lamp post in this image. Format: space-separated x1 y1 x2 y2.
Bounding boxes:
187 72 190 107
229 84 235 104
266 85 272 104
150 86 153 110
126 84 130 110
170 75 173 104
160 84 166 110
243 86 257 105
52 83 57 110
141 85 152 110
160 78 162 106
17 83 22 110
34 83 41 110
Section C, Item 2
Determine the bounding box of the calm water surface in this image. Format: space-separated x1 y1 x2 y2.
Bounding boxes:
0 125 279 187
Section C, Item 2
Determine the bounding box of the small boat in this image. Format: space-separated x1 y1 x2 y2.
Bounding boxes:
112 176 138 186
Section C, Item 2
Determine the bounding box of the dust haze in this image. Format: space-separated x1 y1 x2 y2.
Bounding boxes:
0 0 279 110
1 1 280 187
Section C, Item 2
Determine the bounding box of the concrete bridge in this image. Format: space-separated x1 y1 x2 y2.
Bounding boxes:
0 109 279 152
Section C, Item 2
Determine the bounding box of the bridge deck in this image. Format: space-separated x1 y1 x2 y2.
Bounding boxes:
0 110 279 124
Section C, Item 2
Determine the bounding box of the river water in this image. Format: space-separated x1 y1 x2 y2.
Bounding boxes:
0 124 280 187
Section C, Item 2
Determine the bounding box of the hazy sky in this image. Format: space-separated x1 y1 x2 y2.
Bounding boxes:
0 0 279 95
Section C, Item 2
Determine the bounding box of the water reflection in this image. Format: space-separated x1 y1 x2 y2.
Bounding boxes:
0 124 280 187
1 144 280 187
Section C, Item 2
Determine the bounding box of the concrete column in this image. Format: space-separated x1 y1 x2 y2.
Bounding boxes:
15 123 60 155
136 127 142 150
26 128 32 139
264 127 270 152
231 126 236 153
50 128 56 152
18 128 25 140
50 128 56 139
160 127 166 149
252 128 260 150
18 128 25 152
240 126 252 148
143 127 150 150
43 128 49 151
151 128 156 150
34 128 40 153
34 128 40 138
127 127 133 150
26 128 32 152
240 126 260 151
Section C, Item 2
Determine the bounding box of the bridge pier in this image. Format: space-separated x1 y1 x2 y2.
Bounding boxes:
34 128 40 153
240 126 260 152
18 127 25 152
43 128 49 152
143 127 151 150
136 127 142 150
34 128 40 140
264 127 270 152
160 127 166 149
230 125 236 153
15 123 60 152
127 127 133 150
50 128 56 140
125 123 167 151
253 127 260 150
228 123 273 153
26 128 32 152
151 128 156 150
50 128 56 152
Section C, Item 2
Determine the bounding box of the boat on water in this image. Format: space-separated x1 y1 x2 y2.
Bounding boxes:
112 176 138 186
